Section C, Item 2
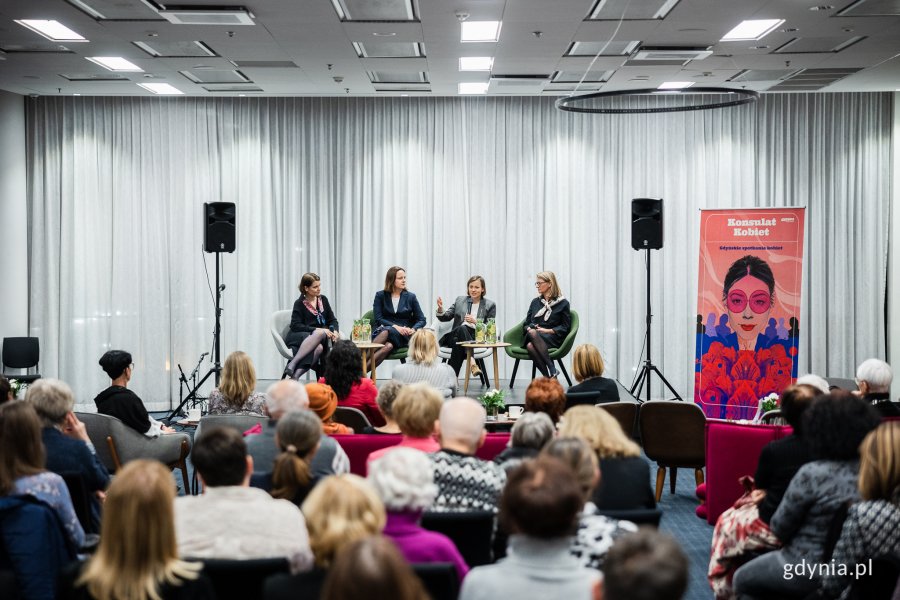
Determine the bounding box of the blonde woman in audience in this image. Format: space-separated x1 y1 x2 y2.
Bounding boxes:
558 405 655 510
0 401 85 550
60 459 213 600
363 380 403 434
366 383 443 469
250 410 322 507
542 437 637 570
820 421 900 599
264 475 387 600
391 330 457 398
565 344 620 408
207 351 266 416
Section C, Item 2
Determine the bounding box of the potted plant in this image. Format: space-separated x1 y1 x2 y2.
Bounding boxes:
478 389 506 421
9 378 28 399
753 392 780 422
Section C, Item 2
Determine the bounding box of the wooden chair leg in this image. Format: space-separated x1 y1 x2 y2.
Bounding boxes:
670 468 677 494
557 360 572 386
172 440 191 494
695 468 705 487
655 466 666 503
106 436 123 471
509 359 520 389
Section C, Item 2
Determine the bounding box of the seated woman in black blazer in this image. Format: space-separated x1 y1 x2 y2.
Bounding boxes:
523 271 571 378
371 266 426 367
566 344 620 409
284 272 339 379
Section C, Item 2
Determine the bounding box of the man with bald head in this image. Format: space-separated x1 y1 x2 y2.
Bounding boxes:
429 396 506 513
245 378 349 477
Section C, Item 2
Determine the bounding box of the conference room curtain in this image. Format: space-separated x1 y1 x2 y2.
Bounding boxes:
26 94 891 410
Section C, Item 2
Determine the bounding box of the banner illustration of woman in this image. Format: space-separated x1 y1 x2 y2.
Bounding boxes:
695 209 805 420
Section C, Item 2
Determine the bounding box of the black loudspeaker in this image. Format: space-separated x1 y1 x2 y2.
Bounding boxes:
204 202 236 253
631 198 663 250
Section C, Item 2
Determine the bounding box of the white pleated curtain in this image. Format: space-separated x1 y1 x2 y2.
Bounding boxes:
26 94 891 410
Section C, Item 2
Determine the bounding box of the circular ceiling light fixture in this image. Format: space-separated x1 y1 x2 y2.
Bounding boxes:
555 87 759 114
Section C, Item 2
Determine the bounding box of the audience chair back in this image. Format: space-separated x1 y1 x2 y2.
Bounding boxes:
598 402 639 439
824 377 858 392
333 406 371 432
421 511 494 567
76 412 191 492
270 310 294 361
194 414 265 443
0 495 78 600
503 311 579 387
639 401 706 502
759 409 787 425
412 563 460 600
59 472 96 534
1 337 41 384
361 310 408 363
199 557 290 600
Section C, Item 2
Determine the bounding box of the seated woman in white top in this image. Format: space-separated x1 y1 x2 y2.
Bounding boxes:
391 330 457 398
207 351 266 416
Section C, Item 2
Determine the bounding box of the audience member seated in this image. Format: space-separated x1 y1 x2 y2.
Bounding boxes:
429 397 506 513
265 474 386 600
558 405 655 510
250 410 322 507
0 375 12 403
207 351 266 416
26 378 110 531
493 412 555 473
542 437 637 570
708 383 821 598
460 457 600 600
94 350 173 436
320 340 384 426
566 344 620 409
363 380 403 434
732 392 881 598
369 447 469 581
321 536 429 600
820 421 900 599
174 426 312 573
246 379 349 478
59 460 214 600
391 330 458 398
600 529 689 600
0 401 85 549
855 358 900 417
307 382 352 434
367 382 443 468
524 377 566 425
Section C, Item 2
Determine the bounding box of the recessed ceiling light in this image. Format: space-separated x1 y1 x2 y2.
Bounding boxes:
137 82 183 95
14 20 87 42
461 21 501 43
372 32 397 37
748 45 770 50
809 5 834 10
458 82 488 94
459 57 493 71
86 56 143 72
720 19 785 41
657 81 694 89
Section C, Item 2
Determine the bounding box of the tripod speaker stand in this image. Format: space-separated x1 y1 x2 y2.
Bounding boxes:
166 202 235 422
629 198 682 403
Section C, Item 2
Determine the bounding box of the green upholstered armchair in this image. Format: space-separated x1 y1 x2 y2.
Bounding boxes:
361 310 408 363
503 310 579 388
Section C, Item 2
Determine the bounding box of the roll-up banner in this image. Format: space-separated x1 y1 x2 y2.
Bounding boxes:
695 208 806 420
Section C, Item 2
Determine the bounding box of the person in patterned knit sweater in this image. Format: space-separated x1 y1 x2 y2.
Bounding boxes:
428 397 506 513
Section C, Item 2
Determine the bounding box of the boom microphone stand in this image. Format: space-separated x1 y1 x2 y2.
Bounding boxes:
166 253 225 422
629 248 683 403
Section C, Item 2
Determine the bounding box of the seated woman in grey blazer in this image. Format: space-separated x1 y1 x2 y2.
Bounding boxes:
436 275 497 376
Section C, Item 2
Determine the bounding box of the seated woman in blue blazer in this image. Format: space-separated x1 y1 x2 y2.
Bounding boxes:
523 271 571 378
371 266 426 367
